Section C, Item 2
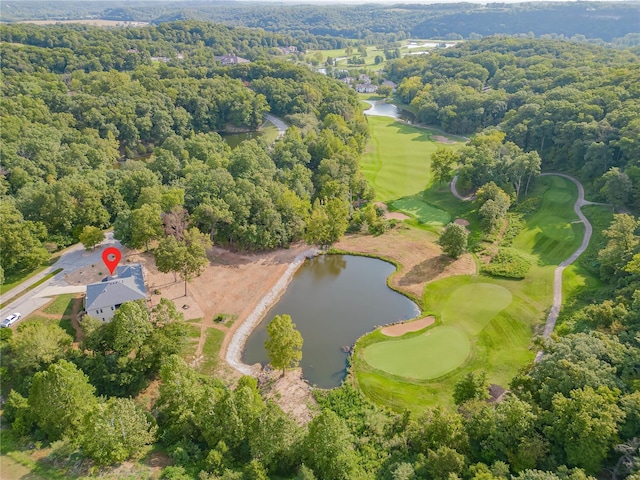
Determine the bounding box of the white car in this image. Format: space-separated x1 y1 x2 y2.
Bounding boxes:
1 312 21 328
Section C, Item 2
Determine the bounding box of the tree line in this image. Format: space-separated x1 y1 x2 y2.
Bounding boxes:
0 22 376 281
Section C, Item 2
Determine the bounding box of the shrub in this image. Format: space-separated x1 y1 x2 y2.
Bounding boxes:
482 248 532 279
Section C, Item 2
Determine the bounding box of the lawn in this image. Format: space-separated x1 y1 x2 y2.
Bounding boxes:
354 175 594 411
43 294 76 316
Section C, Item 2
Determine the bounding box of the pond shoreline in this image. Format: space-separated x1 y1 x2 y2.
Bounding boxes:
224 248 319 375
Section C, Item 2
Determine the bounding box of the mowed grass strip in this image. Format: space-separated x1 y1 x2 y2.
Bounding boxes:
363 326 470 380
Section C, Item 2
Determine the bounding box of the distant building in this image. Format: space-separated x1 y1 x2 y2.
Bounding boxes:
340 76 355 84
382 80 397 92
359 74 371 84
215 54 251 66
84 264 147 322
356 84 378 93
278 46 298 55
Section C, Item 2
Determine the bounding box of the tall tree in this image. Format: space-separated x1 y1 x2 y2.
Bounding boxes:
303 409 358 480
438 223 469 259
546 386 624 474
80 397 157 465
431 148 458 187
178 227 211 296
265 314 303 377
130 203 163 251
28 359 97 440
78 225 105 250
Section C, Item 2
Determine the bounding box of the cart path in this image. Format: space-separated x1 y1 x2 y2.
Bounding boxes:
451 173 599 359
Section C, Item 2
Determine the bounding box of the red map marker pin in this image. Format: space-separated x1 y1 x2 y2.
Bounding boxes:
102 247 121 276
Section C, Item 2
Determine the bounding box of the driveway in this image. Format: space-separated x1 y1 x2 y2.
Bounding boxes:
0 232 124 326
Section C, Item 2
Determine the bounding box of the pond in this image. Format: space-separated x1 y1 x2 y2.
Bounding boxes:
242 254 420 388
364 99 415 122
221 122 280 148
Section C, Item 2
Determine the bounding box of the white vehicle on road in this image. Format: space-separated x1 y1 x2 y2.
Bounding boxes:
1 312 21 328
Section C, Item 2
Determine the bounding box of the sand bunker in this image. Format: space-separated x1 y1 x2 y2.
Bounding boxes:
375 202 410 221
381 316 435 337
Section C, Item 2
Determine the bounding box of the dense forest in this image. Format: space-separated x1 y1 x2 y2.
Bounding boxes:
385 38 640 202
2 1 640 43
1 21 639 480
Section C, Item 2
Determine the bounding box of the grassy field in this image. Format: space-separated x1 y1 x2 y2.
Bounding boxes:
354 175 594 411
361 116 463 229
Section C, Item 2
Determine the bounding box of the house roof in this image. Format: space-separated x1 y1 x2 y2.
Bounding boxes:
85 264 146 310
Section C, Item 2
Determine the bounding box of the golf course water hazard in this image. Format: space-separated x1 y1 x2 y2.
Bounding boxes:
242 255 420 388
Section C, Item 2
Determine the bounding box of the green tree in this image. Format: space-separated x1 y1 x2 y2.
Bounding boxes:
598 213 639 279
546 386 624 474
249 400 303 473
78 225 105 250
453 371 490 405
80 397 157 465
28 359 97 440
155 236 185 282
10 320 73 374
438 223 469 259
431 148 458 187
178 227 211 296
600 167 632 208
0 199 49 275
303 409 358 480
108 300 153 356
265 314 303 377
131 203 163 251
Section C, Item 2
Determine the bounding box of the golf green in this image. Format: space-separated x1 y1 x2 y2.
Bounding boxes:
362 326 470 380
391 197 451 226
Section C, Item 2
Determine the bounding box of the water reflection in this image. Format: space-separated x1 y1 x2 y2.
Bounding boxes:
242 255 420 388
364 100 415 122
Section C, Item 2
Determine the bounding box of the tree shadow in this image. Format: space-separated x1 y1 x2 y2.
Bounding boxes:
399 255 454 286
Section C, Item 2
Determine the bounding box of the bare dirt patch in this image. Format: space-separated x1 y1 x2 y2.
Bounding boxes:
140 243 311 378
376 202 410 221
259 368 317 425
433 135 456 144
381 316 435 337
454 218 470 227
334 226 476 300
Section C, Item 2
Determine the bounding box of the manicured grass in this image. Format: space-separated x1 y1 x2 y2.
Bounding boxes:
362 116 461 203
0 259 54 295
43 294 76 316
363 325 470 379
512 175 582 265
354 175 593 411
199 327 225 376
391 196 451 227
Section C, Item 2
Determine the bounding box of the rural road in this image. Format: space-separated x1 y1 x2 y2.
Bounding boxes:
0 232 124 327
450 173 597 352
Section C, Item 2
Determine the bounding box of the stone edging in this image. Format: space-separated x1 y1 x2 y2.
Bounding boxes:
225 248 319 375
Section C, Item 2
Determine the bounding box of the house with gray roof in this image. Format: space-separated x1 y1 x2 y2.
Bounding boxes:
85 264 147 322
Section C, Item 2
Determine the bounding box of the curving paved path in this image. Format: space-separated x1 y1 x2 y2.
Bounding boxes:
264 113 288 138
450 173 597 359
